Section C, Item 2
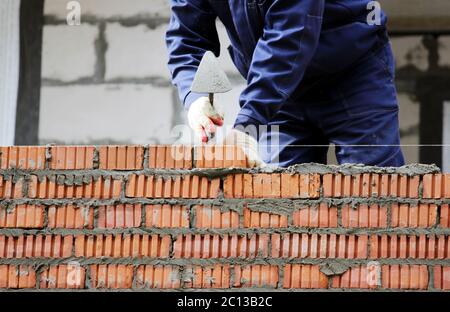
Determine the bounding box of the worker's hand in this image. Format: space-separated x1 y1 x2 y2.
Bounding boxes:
188 97 224 143
223 129 266 168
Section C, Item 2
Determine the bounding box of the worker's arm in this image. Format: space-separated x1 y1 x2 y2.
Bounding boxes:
166 0 220 110
234 0 325 135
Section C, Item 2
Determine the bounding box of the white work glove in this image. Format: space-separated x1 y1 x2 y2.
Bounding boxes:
187 97 224 143
223 129 266 168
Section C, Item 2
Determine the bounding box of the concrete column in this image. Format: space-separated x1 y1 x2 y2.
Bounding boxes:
0 0 20 146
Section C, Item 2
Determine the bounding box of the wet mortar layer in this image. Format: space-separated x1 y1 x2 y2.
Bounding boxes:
0 162 442 179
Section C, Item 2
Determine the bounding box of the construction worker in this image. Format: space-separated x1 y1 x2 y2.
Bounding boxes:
166 0 405 168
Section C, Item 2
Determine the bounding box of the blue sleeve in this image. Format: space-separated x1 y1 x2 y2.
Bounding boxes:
234 0 325 132
166 0 220 109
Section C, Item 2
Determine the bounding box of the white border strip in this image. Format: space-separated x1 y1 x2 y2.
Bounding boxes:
0 0 20 145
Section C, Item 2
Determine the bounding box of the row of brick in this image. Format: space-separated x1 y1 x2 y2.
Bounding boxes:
3 174 450 199
1 203 449 229
0 145 248 170
1 264 449 290
1 233 449 259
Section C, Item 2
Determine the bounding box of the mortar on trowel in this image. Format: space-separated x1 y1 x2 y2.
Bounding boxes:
191 51 232 141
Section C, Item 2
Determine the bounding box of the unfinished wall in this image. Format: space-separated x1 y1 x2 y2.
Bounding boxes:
0 145 449 290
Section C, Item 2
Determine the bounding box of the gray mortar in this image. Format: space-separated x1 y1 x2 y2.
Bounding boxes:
319 261 353 276
0 162 440 180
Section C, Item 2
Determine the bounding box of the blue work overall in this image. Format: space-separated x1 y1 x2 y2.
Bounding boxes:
166 0 405 167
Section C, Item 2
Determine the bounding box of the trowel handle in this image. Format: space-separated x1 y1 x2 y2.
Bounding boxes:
209 93 214 106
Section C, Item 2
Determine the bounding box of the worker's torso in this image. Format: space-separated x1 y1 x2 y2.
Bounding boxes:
208 0 388 79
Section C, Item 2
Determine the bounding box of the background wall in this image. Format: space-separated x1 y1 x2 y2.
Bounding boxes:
39 0 450 167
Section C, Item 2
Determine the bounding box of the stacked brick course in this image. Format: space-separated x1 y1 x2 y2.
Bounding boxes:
0 145 449 291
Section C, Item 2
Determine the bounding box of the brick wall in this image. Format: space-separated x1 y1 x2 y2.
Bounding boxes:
0 145 449 291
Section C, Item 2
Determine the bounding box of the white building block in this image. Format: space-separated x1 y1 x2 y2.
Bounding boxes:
105 23 170 80
39 84 181 144
42 24 98 82
44 0 170 19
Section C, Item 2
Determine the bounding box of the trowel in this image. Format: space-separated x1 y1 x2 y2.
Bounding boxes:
191 51 232 140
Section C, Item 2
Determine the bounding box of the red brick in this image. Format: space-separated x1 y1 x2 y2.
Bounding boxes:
0 175 24 199
271 234 367 259
341 204 387 228
99 145 144 170
50 146 95 169
0 265 36 289
433 266 450 290
293 204 338 228
331 265 380 289
441 204 450 227
391 203 437 228
423 174 450 199
195 145 247 168
308 174 321 198
281 173 299 198
0 146 46 169
234 265 278 288
369 234 448 259
40 264 85 289
126 174 219 198
28 175 122 199
283 264 327 289
381 265 428 290
243 207 287 228
253 174 277 198
323 174 334 197
145 204 189 228
195 205 239 229
47 205 93 229
380 174 389 196
97 204 142 228
74 234 170 258
173 234 268 258
136 265 181 289
0 235 72 258
90 264 133 289
148 145 193 169
0 204 44 228
225 173 319 198
184 265 231 289
332 174 423 198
